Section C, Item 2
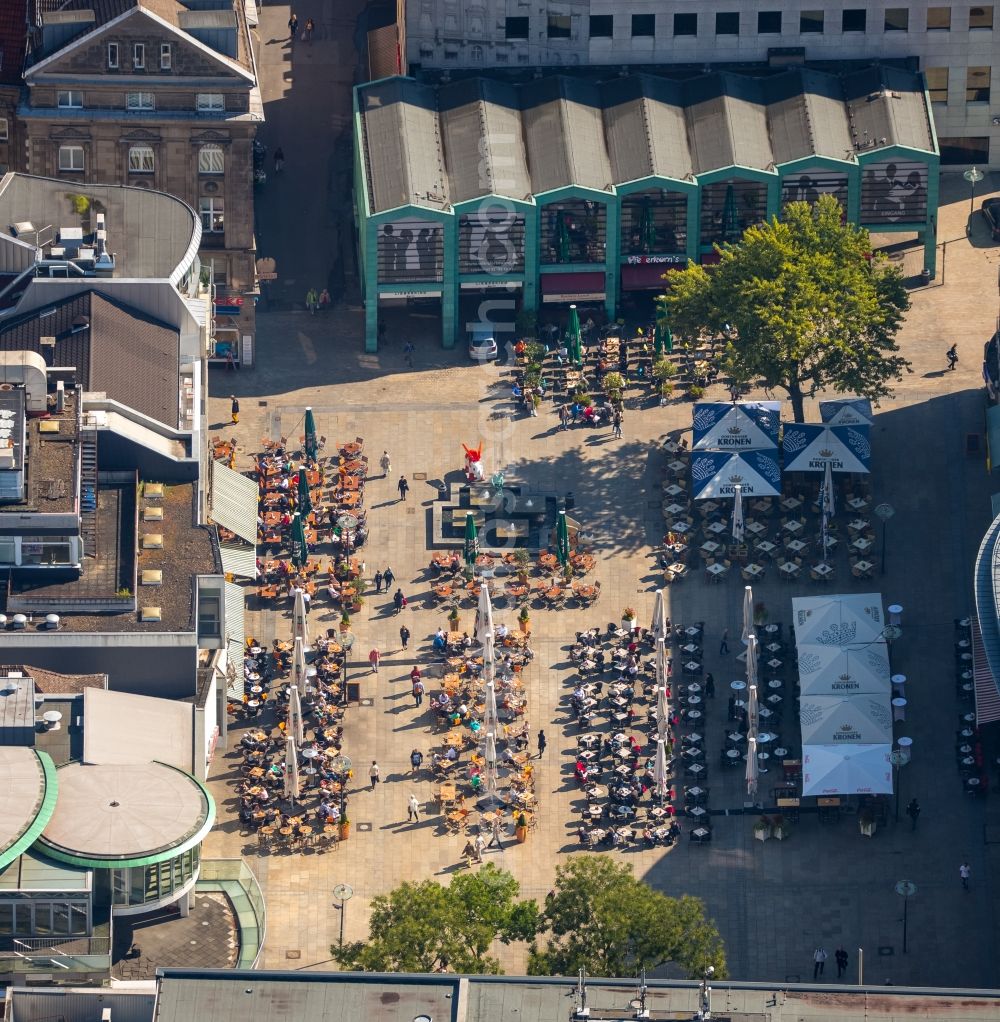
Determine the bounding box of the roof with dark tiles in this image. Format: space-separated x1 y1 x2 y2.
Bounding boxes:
0 290 180 427
0 0 28 86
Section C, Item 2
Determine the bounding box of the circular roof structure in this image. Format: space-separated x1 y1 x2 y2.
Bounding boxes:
0 748 57 871
39 761 214 868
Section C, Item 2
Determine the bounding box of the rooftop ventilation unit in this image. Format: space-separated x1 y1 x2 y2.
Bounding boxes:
140 606 162 622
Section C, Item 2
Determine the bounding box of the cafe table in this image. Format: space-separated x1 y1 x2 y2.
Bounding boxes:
780 496 802 511
848 518 870 533
700 540 721 555
700 501 720 515
688 805 708 819
758 707 775 723
755 540 777 558
442 731 465 748
786 538 807 554
664 502 687 516
586 804 604 819
779 561 800 578
705 562 728 579
852 537 873 553
812 562 834 579
683 625 702 638
847 496 870 511
705 521 727 536
766 693 783 706
672 521 691 535
683 661 702 674
579 749 598 762
666 460 687 476
578 733 600 748
686 762 705 777
731 680 747 692
746 521 767 537
664 483 686 497
744 562 764 579
684 709 703 722
782 519 804 535
726 732 744 745
649 806 671 820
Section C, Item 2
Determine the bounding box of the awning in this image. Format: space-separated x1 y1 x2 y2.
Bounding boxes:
225 580 245 699
820 397 873 426
783 423 871 474
620 263 680 291
802 744 893 796
210 460 259 545
693 402 780 451
540 272 605 304
691 450 781 499
221 543 258 579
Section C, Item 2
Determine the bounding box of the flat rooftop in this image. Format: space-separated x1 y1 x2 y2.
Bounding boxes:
39 761 214 867
0 173 200 282
0 748 55 870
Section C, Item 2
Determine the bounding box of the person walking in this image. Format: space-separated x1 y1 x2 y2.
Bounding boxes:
368 760 380 790
273 147 284 173
947 343 959 371
537 729 547 758
403 342 415 368
705 673 715 698
383 567 395 590
960 861 971 890
473 833 486 862
612 407 623 439
719 629 729 655
905 798 921 830
409 749 423 775
318 288 330 311
373 569 384 594
380 450 391 477
835 946 849 979
304 16 315 40
412 676 424 707
399 624 410 650
407 794 420 822
812 947 827 979
288 11 298 38
397 476 410 502
230 395 239 424
487 814 504 848
559 404 570 430
305 288 318 314
393 588 405 614
368 647 380 674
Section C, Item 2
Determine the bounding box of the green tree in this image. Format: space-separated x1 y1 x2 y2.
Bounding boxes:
658 195 910 422
331 864 538 974
528 857 726 978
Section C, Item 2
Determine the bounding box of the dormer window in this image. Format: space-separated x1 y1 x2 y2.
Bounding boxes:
107 42 119 69
160 43 171 69
133 43 145 69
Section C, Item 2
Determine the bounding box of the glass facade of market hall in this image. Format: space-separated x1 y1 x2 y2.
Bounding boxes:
109 846 201 909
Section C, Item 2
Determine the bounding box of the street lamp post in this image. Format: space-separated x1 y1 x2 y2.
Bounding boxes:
332 883 354 948
890 739 912 822
894 880 917 954
965 166 985 214
874 503 895 575
883 624 902 673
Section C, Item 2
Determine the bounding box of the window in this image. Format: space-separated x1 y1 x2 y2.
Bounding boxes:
632 13 655 35
133 42 145 68
716 11 739 33
926 6 951 27
939 136 990 163
57 90 83 108
470 43 483 60
970 5 994 27
966 65 991 101
196 93 224 112
160 42 171 69
673 12 697 34
0 118 7 141
926 66 949 102
758 11 782 32
197 593 221 638
200 197 224 233
884 7 909 29
126 91 154 111
107 42 119 68
128 145 154 173
800 10 824 31
505 16 528 38
590 14 613 37
58 145 84 172
842 9 866 30
547 14 571 38
20 536 73 564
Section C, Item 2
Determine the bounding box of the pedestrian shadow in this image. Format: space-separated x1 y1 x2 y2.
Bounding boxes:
923 369 951 378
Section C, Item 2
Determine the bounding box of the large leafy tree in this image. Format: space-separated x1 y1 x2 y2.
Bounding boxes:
528 857 726 978
331 864 538 975
658 194 910 422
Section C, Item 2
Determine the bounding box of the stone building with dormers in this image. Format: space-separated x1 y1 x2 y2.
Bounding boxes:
19 0 263 361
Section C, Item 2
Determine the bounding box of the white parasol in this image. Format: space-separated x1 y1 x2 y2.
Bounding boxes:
742 585 754 644
288 682 304 745
292 587 310 649
475 583 495 646
654 737 670 802
292 636 307 692
283 735 299 802
732 483 745 543
482 633 496 686
746 734 758 797
484 731 498 796
651 589 667 641
484 681 499 734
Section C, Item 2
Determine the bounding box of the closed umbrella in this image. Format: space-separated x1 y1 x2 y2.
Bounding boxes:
732 483 745 544
484 681 499 734
823 459 836 517
463 512 479 577
656 685 669 741
747 683 759 730
296 465 312 516
556 510 571 567
654 737 669 803
292 587 309 649
291 512 308 569
303 406 318 463
292 635 307 691
283 735 299 803
482 633 496 686
288 682 304 745
746 632 758 688
476 581 494 646
741 585 754 644
485 731 498 797
746 735 758 797
651 589 667 641
655 316 673 355
567 304 582 366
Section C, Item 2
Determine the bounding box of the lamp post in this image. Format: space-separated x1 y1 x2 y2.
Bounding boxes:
894 880 916 954
883 624 902 673
873 503 894 575
332 883 354 948
890 739 912 822
965 166 985 214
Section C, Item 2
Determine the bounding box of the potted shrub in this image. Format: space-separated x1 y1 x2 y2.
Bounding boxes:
448 606 461 632
531 392 542 412
622 607 637 631
772 815 789 841
572 389 592 408
339 609 351 633
753 816 772 842
652 358 677 382
603 371 625 403
513 548 531 582
515 812 528 843
659 380 675 405
688 384 706 401
350 593 365 615
754 602 768 627
339 815 350 841
518 605 531 634
858 808 877 837
562 564 574 583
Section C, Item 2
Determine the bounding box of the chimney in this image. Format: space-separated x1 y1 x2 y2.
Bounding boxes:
56 379 64 413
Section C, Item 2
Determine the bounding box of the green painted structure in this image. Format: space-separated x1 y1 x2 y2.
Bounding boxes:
354 66 939 352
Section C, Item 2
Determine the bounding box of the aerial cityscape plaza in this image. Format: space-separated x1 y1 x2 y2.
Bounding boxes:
2 0 1000 1019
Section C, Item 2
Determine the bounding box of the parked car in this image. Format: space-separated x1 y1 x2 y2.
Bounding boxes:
982 198 1000 240
468 325 498 362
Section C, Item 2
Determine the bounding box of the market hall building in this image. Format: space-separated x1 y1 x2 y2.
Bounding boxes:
353 65 939 351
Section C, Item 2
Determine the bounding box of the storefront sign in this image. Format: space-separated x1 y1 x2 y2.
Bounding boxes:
625 254 686 265
542 292 605 304
379 290 442 300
